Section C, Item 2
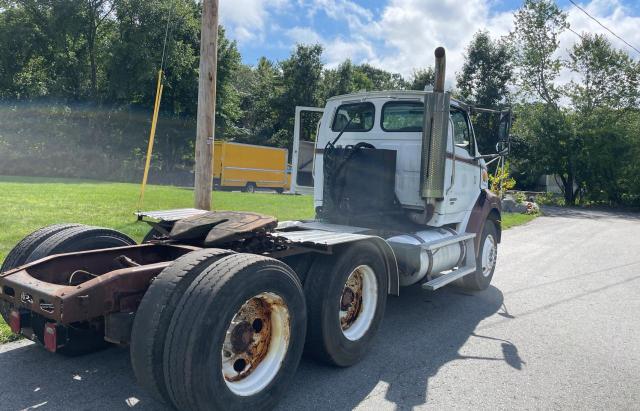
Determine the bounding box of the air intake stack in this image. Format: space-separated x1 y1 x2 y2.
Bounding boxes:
420 47 451 201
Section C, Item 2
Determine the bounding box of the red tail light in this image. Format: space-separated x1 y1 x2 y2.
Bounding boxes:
9 311 21 334
44 323 57 353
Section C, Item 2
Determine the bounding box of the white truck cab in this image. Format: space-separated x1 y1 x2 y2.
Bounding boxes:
311 90 489 230
291 47 511 294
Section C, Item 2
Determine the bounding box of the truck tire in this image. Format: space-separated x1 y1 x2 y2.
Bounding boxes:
164 254 306 411
130 248 235 404
1 224 82 273
243 183 257 193
24 226 136 356
27 226 135 263
462 220 498 291
304 241 388 367
1 224 82 324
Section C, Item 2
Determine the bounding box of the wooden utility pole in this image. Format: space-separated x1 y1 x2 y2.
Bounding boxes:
194 0 219 210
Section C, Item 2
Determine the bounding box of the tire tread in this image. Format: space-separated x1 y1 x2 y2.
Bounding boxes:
1 224 82 272
164 254 304 411
130 248 234 403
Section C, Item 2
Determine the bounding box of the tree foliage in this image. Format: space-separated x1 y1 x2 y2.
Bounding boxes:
457 30 514 155
1 0 640 206
511 0 567 106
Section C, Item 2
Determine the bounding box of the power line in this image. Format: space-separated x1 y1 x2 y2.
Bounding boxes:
567 0 640 54
567 26 586 41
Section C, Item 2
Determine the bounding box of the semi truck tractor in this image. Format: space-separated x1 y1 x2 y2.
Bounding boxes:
0 48 511 411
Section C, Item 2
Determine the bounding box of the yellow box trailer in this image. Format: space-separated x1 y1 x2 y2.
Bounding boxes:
213 141 289 193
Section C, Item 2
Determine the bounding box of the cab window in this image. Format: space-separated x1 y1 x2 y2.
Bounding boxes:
331 103 375 132
450 109 472 155
381 101 424 132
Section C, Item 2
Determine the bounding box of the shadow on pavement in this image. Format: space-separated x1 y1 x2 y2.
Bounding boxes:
0 285 513 411
277 285 514 410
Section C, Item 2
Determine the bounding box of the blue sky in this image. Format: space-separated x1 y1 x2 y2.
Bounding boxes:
219 0 640 82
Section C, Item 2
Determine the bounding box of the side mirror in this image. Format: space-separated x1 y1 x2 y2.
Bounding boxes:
496 140 510 155
498 110 512 143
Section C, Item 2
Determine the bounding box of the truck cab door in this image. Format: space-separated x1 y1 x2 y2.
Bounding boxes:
442 108 481 221
291 106 324 195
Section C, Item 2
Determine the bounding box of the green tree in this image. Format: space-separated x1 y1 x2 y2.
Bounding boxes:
458 31 513 106
273 44 323 150
566 33 640 113
215 26 244 140
457 30 513 155
511 0 567 106
322 60 355 101
0 1 95 100
355 63 406 90
239 57 282 145
84 0 119 97
408 67 435 91
565 35 640 205
510 0 580 204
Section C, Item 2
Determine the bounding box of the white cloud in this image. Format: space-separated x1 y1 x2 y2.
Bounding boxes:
286 26 323 44
563 0 640 58
225 0 640 89
323 37 376 67
301 0 373 28
219 0 290 43
304 0 639 86
288 0 512 85
285 27 375 67
551 0 640 86
362 0 514 85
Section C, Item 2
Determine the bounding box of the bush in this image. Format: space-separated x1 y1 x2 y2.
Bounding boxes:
514 191 527 204
536 192 565 206
489 162 516 197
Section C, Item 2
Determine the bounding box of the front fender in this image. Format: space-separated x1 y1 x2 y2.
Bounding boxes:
466 189 502 256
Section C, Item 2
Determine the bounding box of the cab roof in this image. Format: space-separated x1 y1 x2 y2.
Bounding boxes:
327 90 467 109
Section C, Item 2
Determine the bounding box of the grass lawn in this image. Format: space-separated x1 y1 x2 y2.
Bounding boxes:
0 176 536 343
501 212 538 230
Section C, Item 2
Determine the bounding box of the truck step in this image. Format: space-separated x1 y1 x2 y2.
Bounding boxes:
421 233 476 251
422 231 478 291
421 265 477 291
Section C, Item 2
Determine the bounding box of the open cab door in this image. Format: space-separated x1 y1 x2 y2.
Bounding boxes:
291 106 324 195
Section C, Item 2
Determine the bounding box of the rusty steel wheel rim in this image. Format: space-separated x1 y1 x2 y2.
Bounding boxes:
221 292 290 396
339 265 378 341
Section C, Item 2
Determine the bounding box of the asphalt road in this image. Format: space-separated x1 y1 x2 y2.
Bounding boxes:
1 207 640 411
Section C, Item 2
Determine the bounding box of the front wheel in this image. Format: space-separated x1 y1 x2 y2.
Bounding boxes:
304 241 388 367
163 254 306 411
462 220 498 291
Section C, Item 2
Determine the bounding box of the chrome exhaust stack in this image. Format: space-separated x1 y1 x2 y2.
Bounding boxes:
433 46 446 92
420 47 451 204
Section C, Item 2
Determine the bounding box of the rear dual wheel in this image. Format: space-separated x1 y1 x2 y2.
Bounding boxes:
1 224 81 324
0 224 135 355
304 242 388 367
130 249 236 403
133 253 307 411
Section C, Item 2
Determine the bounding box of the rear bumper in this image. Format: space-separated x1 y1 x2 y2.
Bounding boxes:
0 243 197 325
